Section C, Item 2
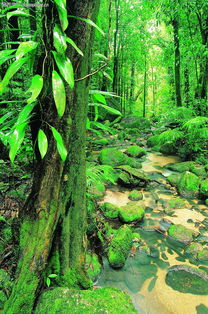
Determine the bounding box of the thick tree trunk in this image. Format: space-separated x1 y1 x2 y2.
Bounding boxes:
3 1 100 313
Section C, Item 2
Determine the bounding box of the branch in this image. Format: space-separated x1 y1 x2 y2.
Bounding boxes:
75 62 108 82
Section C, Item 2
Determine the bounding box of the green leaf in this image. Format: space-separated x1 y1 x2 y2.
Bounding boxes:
100 104 122 116
0 49 15 61
26 75 43 104
52 70 66 117
68 16 105 36
92 93 106 104
66 37 83 56
46 277 51 287
52 51 74 88
54 0 68 31
53 24 67 54
94 104 99 122
89 90 120 97
48 274 58 278
51 127 67 161
7 10 31 20
15 103 35 127
91 121 114 134
9 123 27 163
38 129 48 159
86 118 91 129
0 57 28 95
16 41 38 60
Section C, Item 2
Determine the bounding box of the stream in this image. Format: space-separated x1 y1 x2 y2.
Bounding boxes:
96 151 208 314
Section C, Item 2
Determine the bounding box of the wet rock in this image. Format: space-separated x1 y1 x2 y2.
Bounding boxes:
165 265 208 294
119 203 145 223
168 197 185 209
196 304 208 314
125 145 146 158
200 179 208 198
178 171 200 198
85 253 102 282
167 173 181 187
107 225 133 268
126 157 142 169
184 242 203 259
166 161 194 173
117 165 148 188
120 115 151 130
198 247 208 262
35 287 137 314
159 218 173 232
99 148 127 167
128 190 143 201
168 224 194 244
100 202 119 219
160 142 176 154
147 135 160 147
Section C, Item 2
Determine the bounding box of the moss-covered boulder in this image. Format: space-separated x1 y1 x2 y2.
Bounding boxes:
119 203 145 223
159 142 176 155
128 190 143 201
166 161 194 173
147 135 160 147
100 202 119 219
120 115 151 130
85 253 102 282
125 146 146 158
184 242 203 259
168 197 185 209
198 247 208 262
200 179 208 198
99 148 127 167
167 173 181 187
126 157 142 169
107 225 133 268
35 287 137 313
117 165 148 188
165 265 208 294
88 182 105 199
178 171 200 198
168 224 194 244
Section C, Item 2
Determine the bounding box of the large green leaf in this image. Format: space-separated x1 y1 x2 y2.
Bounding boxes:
9 123 27 163
38 129 48 159
100 104 122 116
0 57 28 95
66 37 83 56
91 121 114 134
52 51 74 88
54 0 68 31
51 127 67 161
53 24 67 53
68 16 105 36
52 70 66 117
0 49 16 66
92 93 106 104
7 10 31 20
26 75 43 104
15 103 35 127
16 41 38 60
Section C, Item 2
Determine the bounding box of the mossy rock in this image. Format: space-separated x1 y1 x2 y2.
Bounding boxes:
128 190 143 201
125 145 146 158
119 203 145 223
117 165 148 188
120 115 151 130
89 182 105 199
198 248 208 262
35 287 137 314
94 138 109 146
126 128 140 136
100 202 119 219
85 253 102 282
168 197 185 209
190 164 207 177
0 290 7 309
159 141 176 154
184 242 203 259
166 161 195 173
126 157 142 169
147 135 160 147
178 171 200 198
205 199 208 206
196 304 208 314
167 173 181 187
168 224 194 244
200 179 208 198
165 265 208 294
107 225 133 268
99 148 127 167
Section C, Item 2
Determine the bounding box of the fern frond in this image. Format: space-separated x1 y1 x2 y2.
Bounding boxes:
183 116 208 131
158 129 183 144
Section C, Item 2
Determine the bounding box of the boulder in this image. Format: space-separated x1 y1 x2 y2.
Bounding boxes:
120 115 151 130
126 157 142 169
35 287 137 313
168 224 194 244
100 202 119 219
159 142 176 155
128 190 143 201
147 135 160 147
117 165 148 188
119 203 145 223
99 148 127 167
167 173 181 187
167 197 185 209
178 171 199 198
166 161 194 173
184 242 203 259
165 265 208 294
200 178 208 198
107 225 133 268
125 146 146 158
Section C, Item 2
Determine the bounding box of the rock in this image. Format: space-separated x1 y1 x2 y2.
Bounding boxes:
100 202 119 219
147 135 160 147
126 157 142 169
117 165 148 188
128 190 143 201
165 265 208 294
196 304 208 314
35 287 137 313
99 148 127 167
159 142 176 154
166 161 194 173
85 253 102 282
119 203 145 223
200 179 208 198
168 197 185 209
125 145 146 158
167 173 181 187
178 171 199 198
184 242 203 259
120 115 151 130
205 199 208 206
198 247 208 262
159 218 173 232
89 182 105 199
107 225 133 268
168 224 194 244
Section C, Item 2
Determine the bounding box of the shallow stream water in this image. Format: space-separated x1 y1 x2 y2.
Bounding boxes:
96 152 208 314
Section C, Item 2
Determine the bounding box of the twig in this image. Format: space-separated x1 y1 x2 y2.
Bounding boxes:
75 62 108 82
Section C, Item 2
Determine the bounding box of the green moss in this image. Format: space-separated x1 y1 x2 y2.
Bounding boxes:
0 291 7 309
166 161 195 173
100 202 119 219
168 197 185 209
159 141 176 154
168 224 193 243
62 268 92 290
125 145 146 158
167 173 181 187
99 148 127 167
126 157 142 169
205 199 208 206
200 179 208 197
119 203 145 223
128 190 143 201
184 242 203 259
89 182 105 199
35 287 137 314
178 171 200 198
85 253 101 282
132 232 141 242
147 135 160 147
107 225 133 268
198 248 208 261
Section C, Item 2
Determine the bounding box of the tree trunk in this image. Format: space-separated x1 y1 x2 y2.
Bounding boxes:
3 1 100 313
143 55 147 118
113 0 120 93
184 65 190 106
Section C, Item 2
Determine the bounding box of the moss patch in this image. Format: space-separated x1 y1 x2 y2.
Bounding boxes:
85 253 102 282
125 145 146 158
100 202 119 219
178 171 199 198
128 190 143 201
168 224 194 244
168 197 185 209
119 203 145 223
99 148 127 167
200 179 208 198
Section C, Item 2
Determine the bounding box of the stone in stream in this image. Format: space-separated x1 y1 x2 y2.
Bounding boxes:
99 148 128 167
166 161 195 173
119 203 145 223
184 242 204 259
178 171 200 198
146 134 160 147
128 190 143 201
165 265 208 294
159 141 176 155
200 178 208 198
107 225 133 269
100 202 119 219
167 197 186 209
125 145 146 158
167 224 194 244
117 165 148 188
167 173 181 187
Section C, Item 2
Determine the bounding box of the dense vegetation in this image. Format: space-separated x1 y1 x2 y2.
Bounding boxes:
0 0 207 313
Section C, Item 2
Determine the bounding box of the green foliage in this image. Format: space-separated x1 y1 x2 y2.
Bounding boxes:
52 71 66 117
51 127 67 161
38 130 48 159
158 129 183 144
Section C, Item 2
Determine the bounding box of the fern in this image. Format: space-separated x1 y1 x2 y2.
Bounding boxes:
158 129 183 144
86 163 117 189
183 116 208 132
159 107 195 126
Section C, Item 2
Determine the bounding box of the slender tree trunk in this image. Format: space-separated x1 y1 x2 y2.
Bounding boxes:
113 0 120 93
3 1 100 313
143 55 147 117
184 65 190 106
129 62 135 114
